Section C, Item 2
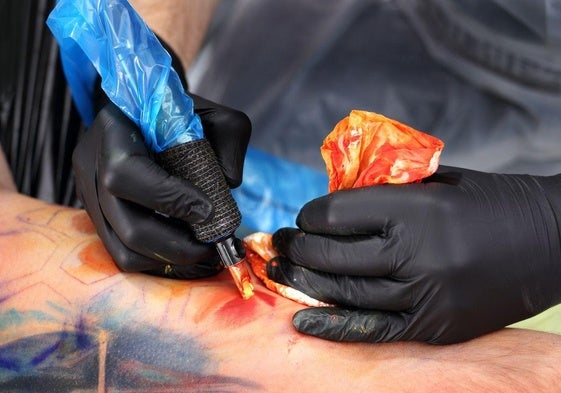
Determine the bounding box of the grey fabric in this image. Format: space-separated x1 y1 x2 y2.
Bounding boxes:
190 0 561 176
3 0 560 206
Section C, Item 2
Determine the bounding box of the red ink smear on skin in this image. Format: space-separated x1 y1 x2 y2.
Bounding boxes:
77 240 120 276
215 291 277 328
217 297 258 327
256 291 277 307
72 212 96 234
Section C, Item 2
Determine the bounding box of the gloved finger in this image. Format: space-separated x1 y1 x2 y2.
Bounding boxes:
292 307 410 343
267 257 414 310
144 258 223 279
272 228 396 276
191 93 251 188
96 105 213 224
422 165 464 183
102 228 220 278
84 186 220 276
295 182 443 236
79 185 178 273
294 165 467 237
94 211 179 273
99 189 216 268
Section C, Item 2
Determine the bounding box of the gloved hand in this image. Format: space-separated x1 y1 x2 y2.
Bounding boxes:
73 96 251 279
270 166 561 344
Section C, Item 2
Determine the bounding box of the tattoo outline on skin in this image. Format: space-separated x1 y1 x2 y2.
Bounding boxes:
0 206 260 391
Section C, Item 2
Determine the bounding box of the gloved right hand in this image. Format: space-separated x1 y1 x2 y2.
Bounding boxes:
73 100 251 279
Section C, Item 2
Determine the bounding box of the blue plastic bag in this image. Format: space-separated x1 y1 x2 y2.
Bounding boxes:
47 0 202 152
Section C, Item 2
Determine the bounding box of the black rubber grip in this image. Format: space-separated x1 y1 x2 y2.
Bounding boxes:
156 138 241 243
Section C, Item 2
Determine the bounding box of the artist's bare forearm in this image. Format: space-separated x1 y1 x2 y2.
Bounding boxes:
0 147 16 192
1 192 561 391
129 0 219 70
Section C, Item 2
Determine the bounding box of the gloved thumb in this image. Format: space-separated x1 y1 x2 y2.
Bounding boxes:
292 307 408 343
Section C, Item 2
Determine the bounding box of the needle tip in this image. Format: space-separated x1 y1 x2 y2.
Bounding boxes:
227 259 254 300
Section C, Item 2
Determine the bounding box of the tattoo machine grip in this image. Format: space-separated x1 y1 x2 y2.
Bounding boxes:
157 139 255 300
155 138 241 243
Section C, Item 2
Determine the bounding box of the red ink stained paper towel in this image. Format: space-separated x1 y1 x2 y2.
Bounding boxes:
321 110 444 192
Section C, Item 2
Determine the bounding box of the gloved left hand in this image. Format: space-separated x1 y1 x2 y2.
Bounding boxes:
269 166 561 344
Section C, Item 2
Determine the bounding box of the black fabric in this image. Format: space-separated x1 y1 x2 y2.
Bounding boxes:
0 0 83 206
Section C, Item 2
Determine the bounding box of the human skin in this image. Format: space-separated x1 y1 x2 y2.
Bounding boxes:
1 190 561 392
0 149 16 192
1 2 561 390
128 0 220 70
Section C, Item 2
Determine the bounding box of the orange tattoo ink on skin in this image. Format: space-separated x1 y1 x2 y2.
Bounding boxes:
73 240 120 279
71 212 96 234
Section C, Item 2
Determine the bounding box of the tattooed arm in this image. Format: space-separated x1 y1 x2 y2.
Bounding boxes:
1 191 560 392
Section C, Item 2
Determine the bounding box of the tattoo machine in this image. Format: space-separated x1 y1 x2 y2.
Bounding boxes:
47 0 254 299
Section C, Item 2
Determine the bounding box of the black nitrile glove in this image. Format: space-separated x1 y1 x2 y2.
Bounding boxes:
270 166 561 344
73 97 251 279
